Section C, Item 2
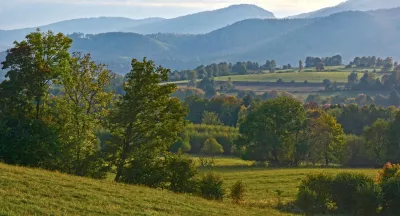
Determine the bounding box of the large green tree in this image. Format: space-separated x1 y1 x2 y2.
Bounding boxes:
308 112 345 166
363 119 390 166
0 30 71 168
238 97 306 165
109 58 187 182
54 53 115 178
1 30 72 120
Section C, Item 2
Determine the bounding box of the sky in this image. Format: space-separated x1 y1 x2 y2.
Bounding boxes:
0 0 346 29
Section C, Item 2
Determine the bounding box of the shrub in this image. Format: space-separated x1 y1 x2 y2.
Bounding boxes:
170 138 191 153
331 172 375 213
165 153 198 193
296 173 333 213
376 162 400 183
354 183 382 216
381 177 400 215
121 157 168 189
199 172 225 200
201 138 224 156
296 186 319 214
230 180 246 203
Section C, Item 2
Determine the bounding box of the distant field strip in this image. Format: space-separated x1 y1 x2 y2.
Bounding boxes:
214 72 366 83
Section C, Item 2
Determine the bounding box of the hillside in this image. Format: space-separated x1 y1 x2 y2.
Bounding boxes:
292 0 400 18
122 4 275 34
0 4 274 50
236 9 400 63
0 163 283 216
0 17 164 50
2 7 400 73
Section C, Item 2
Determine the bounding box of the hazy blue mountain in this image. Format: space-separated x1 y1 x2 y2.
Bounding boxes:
2 7 400 74
122 4 276 34
237 9 400 64
0 17 164 50
40 17 164 34
291 0 400 18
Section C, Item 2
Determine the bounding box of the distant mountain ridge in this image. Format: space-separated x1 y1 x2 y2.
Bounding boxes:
291 0 400 18
0 4 275 50
122 4 275 34
1 5 400 75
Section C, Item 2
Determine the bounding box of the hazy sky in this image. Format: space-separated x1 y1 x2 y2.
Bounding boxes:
0 0 346 29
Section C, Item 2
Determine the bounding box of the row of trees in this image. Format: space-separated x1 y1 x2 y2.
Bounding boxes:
305 55 343 68
347 70 400 90
236 97 400 167
168 59 287 82
347 56 396 72
0 31 187 185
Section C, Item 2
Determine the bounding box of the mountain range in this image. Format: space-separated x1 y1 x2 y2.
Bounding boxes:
65 7 400 73
0 4 274 50
1 1 400 75
292 0 400 18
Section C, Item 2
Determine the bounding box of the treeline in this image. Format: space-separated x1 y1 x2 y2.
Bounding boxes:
347 56 397 72
236 97 400 167
168 59 289 82
296 164 400 215
305 55 343 68
346 69 400 91
306 90 400 108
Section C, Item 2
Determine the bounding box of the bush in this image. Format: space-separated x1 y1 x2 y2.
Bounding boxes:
230 180 246 203
170 138 191 153
354 183 382 216
121 157 168 189
376 162 400 183
331 172 375 213
296 173 333 213
199 172 225 200
165 153 198 193
296 186 319 214
201 138 224 156
381 177 400 215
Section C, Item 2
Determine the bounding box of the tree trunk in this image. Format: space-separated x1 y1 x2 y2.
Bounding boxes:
325 152 329 166
35 98 41 120
114 142 128 182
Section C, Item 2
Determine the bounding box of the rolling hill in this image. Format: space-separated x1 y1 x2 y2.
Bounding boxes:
0 17 164 51
63 7 400 73
122 4 275 34
0 163 283 216
0 4 275 51
2 7 400 74
292 0 400 18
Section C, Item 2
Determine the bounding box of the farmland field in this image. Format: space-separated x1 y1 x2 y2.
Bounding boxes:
214 72 365 83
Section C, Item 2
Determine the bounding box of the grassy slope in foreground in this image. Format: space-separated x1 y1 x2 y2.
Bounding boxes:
0 163 284 216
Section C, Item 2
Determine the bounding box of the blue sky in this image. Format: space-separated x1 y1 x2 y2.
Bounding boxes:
0 0 346 29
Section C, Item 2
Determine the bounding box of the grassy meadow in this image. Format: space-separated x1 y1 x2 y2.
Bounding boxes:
0 156 380 215
214 72 365 83
0 163 284 216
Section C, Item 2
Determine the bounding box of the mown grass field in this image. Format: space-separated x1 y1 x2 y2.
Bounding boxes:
0 156 380 216
0 163 285 216
195 157 378 203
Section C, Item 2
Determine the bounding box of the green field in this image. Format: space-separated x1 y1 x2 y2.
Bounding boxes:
196 157 377 203
214 72 365 83
0 157 379 215
0 163 283 216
